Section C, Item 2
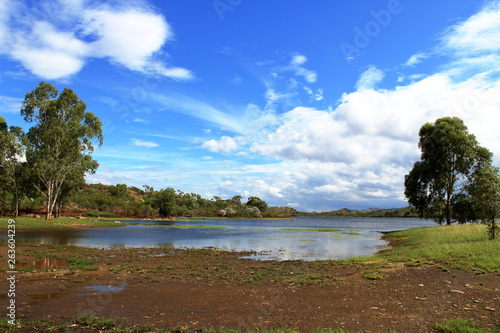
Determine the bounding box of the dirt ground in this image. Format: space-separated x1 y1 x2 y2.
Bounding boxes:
1 245 499 332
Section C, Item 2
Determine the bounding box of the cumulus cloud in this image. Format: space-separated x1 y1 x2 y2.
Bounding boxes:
1 0 193 80
202 69 500 210
201 136 241 154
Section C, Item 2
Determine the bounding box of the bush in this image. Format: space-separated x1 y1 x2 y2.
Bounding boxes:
247 206 262 218
83 212 115 218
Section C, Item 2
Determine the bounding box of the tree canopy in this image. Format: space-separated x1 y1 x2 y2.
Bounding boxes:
467 165 500 239
404 117 493 225
21 82 103 219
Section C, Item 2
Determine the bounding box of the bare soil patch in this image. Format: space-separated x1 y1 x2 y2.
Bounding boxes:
2 245 499 332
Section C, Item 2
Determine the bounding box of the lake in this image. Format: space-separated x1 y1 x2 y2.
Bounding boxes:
1 217 435 261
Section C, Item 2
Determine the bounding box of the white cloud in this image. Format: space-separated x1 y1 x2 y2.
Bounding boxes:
201 136 240 154
130 138 159 148
438 0 500 76
290 54 307 66
0 95 23 114
219 69 500 210
83 1 500 211
277 54 317 83
133 118 151 124
355 65 385 90
1 1 193 80
405 52 429 66
148 91 246 134
441 1 500 56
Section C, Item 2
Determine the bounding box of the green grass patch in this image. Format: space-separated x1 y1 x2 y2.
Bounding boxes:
1 216 123 231
83 211 116 217
278 228 341 232
147 224 229 229
66 257 99 271
377 224 500 274
434 319 492 333
73 314 117 330
362 271 386 280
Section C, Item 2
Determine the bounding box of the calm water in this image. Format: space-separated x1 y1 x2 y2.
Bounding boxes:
1 217 435 261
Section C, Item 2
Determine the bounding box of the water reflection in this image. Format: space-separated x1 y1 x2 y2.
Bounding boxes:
0 217 434 261
17 258 67 270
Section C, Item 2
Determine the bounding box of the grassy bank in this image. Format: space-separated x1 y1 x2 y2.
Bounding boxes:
0 216 125 231
375 224 500 274
0 316 494 333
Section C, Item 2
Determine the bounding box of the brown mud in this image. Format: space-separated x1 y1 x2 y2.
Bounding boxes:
1 245 499 332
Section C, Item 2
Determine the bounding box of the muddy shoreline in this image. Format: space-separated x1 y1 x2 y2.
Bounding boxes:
1 244 499 332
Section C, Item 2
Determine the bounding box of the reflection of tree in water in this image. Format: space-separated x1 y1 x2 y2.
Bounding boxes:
9 229 83 246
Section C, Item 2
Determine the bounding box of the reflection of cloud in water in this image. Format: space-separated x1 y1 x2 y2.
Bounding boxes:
174 230 386 261
1 217 434 261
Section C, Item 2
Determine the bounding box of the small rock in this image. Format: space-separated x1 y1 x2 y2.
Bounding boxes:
418 284 424 287
415 297 427 300
450 290 465 294
485 307 496 311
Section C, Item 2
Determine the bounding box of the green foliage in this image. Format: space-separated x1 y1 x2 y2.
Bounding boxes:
21 82 103 219
150 187 177 218
246 206 262 217
110 183 128 198
0 116 28 216
247 196 268 212
83 211 115 217
467 165 500 239
298 206 417 217
404 117 493 225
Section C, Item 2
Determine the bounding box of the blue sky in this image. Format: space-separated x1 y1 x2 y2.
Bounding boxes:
1 0 500 211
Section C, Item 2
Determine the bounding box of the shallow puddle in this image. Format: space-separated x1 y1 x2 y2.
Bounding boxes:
85 284 126 292
17 258 67 270
28 292 66 304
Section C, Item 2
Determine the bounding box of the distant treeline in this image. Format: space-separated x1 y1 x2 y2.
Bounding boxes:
2 182 298 219
2 181 417 219
297 206 418 218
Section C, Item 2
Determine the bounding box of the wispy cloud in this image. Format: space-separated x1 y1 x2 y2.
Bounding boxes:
405 52 429 66
438 0 500 76
276 54 317 83
130 138 159 148
0 95 23 114
147 91 246 134
133 118 151 124
440 0 500 56
355 65 385 90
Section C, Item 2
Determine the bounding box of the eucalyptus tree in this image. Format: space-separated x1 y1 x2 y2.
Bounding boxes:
404 117 492 225
247 196 268 212
151 187 177 218
21 82 103 219
0 116 26 216
467 165 500 239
